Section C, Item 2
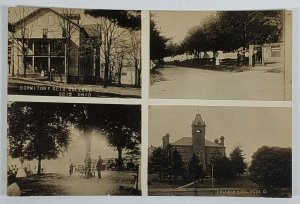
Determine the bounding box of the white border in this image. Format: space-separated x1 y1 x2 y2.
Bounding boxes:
1 0 299 204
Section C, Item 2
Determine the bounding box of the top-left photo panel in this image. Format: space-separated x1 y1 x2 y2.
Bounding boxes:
8 7 141 98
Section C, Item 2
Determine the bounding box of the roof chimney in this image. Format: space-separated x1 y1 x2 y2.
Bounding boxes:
162 133 170 149
214 139 219 144
219 136 225 146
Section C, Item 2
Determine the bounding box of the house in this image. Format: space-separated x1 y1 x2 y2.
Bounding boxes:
162 113 226 170
8 8 101 83
249 42 284 67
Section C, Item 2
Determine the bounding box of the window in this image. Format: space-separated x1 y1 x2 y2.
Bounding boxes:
271 45 281 57
48 16 54 26
62 28 66 37
41 43 48 53
43 29 48 38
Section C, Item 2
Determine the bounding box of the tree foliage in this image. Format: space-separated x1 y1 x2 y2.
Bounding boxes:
187 154 205 186
8 102 141 173
150 19 169 61
249 146 292 190
8 102 70 174
174 10 284 58
171 148 185 179
229 146 247 177
149 145 185 181
213 156 234 186
84 10 141 30
101 105 141 169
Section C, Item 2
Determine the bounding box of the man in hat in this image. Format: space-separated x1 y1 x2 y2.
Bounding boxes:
96 155 103 179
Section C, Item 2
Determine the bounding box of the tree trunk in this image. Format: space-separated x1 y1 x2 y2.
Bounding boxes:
84 124 93 156
118 70 122 85
134 59 138 86
37 157 42 175
117 147 123 169
103 57 109 88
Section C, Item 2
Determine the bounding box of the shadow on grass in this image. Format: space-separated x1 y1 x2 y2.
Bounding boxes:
17 174 65 196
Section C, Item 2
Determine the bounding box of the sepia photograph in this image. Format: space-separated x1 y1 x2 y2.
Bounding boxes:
148 106 292 197
150 10 292 100
7 102 141 196
8 7 141 98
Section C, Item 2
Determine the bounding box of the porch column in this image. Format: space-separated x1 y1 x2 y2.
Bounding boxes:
64 42 67 78
32 42 35 72
249 44 253 66
48 42 51 72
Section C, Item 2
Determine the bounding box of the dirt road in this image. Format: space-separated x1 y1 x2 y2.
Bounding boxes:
19 171 136 196
150 66 285 100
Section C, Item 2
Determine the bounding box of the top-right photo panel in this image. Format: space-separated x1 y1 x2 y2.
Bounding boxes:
150 10 292 101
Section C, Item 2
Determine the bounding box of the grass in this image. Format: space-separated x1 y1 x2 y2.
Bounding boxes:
17 174 65 196
148 174 258 189
150 68 167 85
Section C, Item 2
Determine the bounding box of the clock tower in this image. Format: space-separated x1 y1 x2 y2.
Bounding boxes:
192 113 206 169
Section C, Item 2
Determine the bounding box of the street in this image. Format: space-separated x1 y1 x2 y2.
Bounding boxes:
150 65 285 100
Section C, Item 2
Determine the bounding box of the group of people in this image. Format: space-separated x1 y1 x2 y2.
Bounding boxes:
69 154 103 179
237 50 250 67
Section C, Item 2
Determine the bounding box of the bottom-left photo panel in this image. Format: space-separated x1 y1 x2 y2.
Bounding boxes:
7 101 141 196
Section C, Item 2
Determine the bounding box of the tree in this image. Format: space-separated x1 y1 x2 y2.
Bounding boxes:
101 105 141 169
8 102 70 174
181 11 284 55
249 146 292 190
171 148 185 179
150 19 169 61
128 30 142 86
9 7 35 77
229 146 247 177
213 156 234 186
217 11 283 50
85 10 141 87
149 147 167 181
187 154 205 187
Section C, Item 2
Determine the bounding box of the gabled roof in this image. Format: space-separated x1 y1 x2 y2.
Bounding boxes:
81 24 101 38
170 137 224 148
13 8 81 31
193 114 205 126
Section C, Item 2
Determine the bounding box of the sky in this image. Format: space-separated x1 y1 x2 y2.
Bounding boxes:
152 11 215 43
149 106 292 163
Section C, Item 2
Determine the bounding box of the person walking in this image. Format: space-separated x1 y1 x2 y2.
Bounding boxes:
69 159 74 176
96 155 103 179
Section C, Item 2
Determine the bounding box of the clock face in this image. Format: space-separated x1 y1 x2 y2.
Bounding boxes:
196 129 201 133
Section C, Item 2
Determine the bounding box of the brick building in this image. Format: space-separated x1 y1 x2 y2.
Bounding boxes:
162 113 226 170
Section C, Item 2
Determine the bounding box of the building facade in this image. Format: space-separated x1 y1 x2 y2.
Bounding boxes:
162 114 226 170
9 8 101 83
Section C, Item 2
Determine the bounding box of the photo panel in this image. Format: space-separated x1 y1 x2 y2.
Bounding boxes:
7 101 141 196
8 7 141 98
149 10 292 101
148 105 292 197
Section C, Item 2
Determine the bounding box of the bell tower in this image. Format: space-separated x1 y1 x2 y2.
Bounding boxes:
192 113 206 169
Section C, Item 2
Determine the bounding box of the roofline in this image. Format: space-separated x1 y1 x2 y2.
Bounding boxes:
171 144 226 148
13 8 82 31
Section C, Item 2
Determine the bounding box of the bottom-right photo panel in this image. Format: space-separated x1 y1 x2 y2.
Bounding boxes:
148 105 292 197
